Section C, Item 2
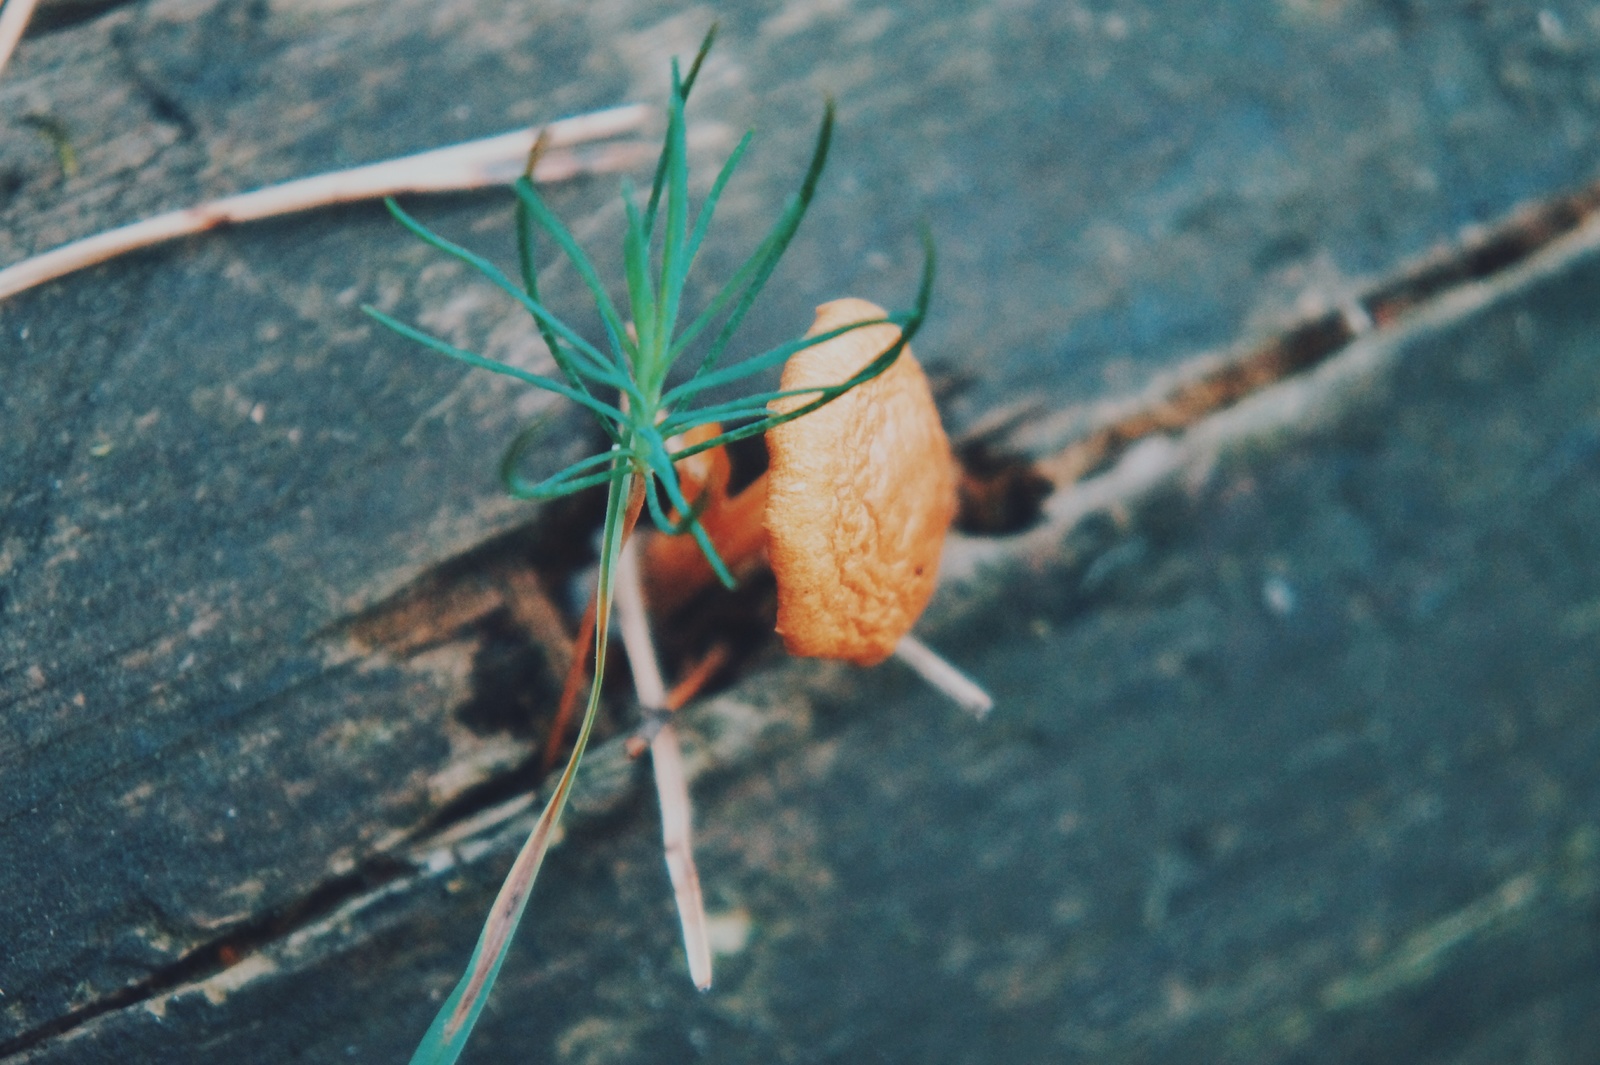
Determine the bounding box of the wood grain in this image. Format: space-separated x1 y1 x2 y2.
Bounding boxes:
4 0 1600 1060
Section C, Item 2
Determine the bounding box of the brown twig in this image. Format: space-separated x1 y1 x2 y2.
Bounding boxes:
502 567 578 680
0 0 39 81
0 103 652 301
667 642 731 712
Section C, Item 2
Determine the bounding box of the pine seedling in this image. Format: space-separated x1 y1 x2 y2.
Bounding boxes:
364 27 933 1065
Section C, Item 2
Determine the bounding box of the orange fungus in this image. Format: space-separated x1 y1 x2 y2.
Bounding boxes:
642 422 769 616
764 298 958 665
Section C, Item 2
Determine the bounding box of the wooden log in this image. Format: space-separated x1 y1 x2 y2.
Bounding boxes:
4 0 1600 1061
11 185 1600 1065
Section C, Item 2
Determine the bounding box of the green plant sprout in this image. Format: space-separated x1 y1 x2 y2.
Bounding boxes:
364 26 933 1065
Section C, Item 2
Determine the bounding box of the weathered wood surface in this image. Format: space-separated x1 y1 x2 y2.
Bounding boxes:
3 0 1600 1061
12 199 1600 1065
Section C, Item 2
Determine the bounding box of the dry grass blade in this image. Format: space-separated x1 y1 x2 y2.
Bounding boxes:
407 475 643 1065
615 538 714 989
0 103 651 301
0 0 39 81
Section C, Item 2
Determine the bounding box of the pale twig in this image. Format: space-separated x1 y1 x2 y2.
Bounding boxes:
623 642 729 758
647 720 710 985
0 103 652 301
0 0 40 81
893 632 994 718
614 537 713 990
616 539 671 710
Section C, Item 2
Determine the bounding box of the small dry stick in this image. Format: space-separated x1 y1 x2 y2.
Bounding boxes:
0 103 652 301
614 537 713 990
644 717 709 980
893 633 994 718
666 643 730 712
0 0 40 81
625 643 730 759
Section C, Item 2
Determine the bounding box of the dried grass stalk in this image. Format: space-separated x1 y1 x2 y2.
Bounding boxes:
0 103 651 301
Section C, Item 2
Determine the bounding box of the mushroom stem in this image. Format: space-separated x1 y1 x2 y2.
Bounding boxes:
614 537 714 990
893 633 994 719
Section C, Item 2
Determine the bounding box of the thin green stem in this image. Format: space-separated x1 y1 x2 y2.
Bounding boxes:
502 445 620 500
675 99 834 377
383 198 641 401
510 181 631 355
643 24 716 231
662 315 892 409
362 306 631 426
406 470 641 1065
679 129 753 282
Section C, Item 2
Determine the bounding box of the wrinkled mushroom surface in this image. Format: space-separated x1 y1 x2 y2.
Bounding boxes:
765 298 957 665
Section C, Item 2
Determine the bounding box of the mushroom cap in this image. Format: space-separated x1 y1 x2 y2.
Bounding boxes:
764 298 958 665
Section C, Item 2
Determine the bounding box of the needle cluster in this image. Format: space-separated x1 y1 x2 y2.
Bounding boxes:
364 26 934 1065
366 27 934 587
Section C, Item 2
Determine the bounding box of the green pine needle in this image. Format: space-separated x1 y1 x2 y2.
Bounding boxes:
365 24 935 1065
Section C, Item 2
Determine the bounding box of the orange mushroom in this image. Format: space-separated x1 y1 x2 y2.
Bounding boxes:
642 422 769 616
764 298 958 665
641 298 957 666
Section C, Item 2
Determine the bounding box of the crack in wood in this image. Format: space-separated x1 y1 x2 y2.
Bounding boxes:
1033 178 1600 491
0 853 413 1059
